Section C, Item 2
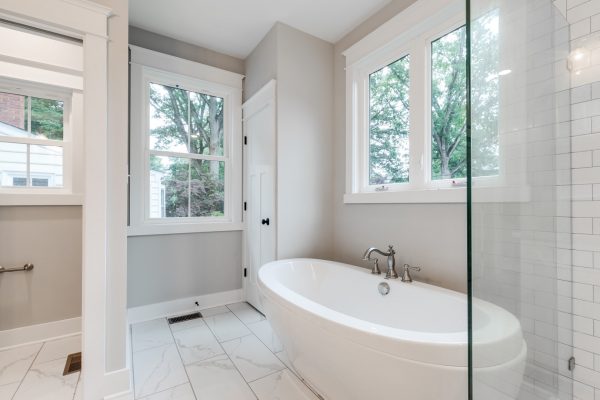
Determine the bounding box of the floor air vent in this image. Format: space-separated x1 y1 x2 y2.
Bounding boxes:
168 312 203 324
63 352 82 375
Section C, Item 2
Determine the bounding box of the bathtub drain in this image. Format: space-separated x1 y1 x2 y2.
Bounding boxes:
378 282 390 296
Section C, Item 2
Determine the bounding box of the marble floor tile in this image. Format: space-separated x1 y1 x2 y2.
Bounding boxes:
73 376 82 400
173 321 224 365
34 335 81 365
0 382 20 400
132 318 174 353
186 354 255 400
13 358 79 400
200 305 230 318
0 343 42 386
138 383 196 400
249 369 319 400
204 312 251 343
221 335 284 382
274 351 300 377
247 320 283 353
227 302 265 325
133 344 188 399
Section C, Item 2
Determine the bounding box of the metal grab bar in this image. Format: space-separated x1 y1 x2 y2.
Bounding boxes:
0 263 34 273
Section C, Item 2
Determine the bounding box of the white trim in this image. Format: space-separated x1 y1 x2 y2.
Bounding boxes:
129 48 243 235
343 0 462 66
343 185 530 204
0 0 110 39
127 289 244 325
127 222 244 236
103 368 132 400
0 317 81 349
0 193 83 205
129 45 243 89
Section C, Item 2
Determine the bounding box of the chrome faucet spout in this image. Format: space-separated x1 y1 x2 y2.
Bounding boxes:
362 245 398 279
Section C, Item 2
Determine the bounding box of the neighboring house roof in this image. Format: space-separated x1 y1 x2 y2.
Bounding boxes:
0 121 62 156
0 120 35 138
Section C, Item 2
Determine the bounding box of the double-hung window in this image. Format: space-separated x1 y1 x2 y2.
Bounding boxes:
0 83 75 195
344 0 500 203
129 46 243 235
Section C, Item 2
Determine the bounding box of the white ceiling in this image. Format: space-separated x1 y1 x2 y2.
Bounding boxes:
129 0 392 59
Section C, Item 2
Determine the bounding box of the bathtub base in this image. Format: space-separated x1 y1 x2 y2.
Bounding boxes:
264 295 526 400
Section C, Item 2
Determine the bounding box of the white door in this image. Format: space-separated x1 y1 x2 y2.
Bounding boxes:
243 81 277 312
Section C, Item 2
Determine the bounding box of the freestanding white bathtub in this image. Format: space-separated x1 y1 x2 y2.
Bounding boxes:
258 259 526 400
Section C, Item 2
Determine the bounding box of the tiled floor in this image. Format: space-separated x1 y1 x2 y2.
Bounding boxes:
131 302 319 400
0 334 82 400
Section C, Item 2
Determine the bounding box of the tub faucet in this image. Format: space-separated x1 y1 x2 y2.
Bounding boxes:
362 245 398 279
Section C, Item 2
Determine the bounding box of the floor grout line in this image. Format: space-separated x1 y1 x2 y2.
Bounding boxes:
10 340 44 400
168 316 199 400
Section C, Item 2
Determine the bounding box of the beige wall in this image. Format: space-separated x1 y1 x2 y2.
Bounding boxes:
127 28 246 308
244 23 335 260
332 0 468 293
130 26 244 75
0 206 82 331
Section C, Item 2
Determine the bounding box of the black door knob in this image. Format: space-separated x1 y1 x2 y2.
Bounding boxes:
261 218 270 226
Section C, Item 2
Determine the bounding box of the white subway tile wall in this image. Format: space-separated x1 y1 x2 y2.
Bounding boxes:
472 0 599 398
567 0 600 398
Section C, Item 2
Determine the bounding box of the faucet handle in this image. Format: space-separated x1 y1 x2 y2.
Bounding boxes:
401 264 420 283
369 258 381 275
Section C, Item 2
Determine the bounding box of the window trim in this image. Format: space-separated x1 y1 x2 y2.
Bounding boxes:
128 46 243 236
345 0 467 203
0 79 82 205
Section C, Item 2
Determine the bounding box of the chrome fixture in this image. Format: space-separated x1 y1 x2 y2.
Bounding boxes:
377 281 390 296
0 263 34 273
401 264 420 283
362 246 397 279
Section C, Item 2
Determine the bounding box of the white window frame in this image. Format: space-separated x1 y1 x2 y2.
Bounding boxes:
129 46 243 236
344 0 469 204
0 78 83 205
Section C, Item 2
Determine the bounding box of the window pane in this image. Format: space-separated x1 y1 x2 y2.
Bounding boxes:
369 55 410 185
0 142 27 187
431 26 467 181
190 160 225 217
150 155 189 218
149 83 189 153
0 92 28 132
30 145 63 187
31 97 64 140
190 92 224 156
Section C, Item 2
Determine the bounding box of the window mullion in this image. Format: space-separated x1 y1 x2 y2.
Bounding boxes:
409 42 425 190
187 90 192 218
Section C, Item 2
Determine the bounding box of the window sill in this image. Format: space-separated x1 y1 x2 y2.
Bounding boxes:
344 185 530 204
0 192 83 206
127 222 244 237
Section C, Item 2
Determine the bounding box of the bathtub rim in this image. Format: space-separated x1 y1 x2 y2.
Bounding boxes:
258 258 525 368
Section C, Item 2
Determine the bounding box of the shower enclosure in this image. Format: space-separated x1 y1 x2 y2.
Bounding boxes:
468 0 578 399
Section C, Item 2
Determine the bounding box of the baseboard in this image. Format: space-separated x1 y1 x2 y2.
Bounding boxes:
0 317 81 349
104 367 132 400
127 289 244 324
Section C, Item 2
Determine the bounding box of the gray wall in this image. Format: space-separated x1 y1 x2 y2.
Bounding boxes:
127 28 246 307
127 232 242 308
332 0 468 293
244 23 335 260
0 206 82 331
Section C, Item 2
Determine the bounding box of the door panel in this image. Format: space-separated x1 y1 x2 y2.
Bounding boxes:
242 82 276 312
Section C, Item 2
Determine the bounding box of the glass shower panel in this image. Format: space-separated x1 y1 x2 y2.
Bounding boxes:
469 0 573 399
